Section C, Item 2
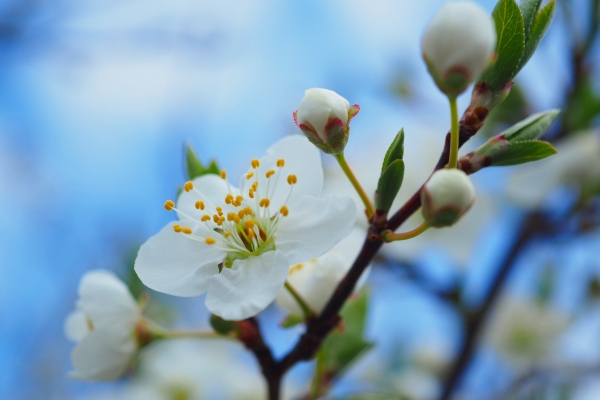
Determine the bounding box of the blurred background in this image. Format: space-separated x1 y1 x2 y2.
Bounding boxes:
1 0 599 399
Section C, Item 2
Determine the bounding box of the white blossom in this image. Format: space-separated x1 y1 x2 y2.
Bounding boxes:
65 270 141 381
421 1 496 96
135 135 356 321
389 368 440 400
294 88 358 154
421 169 475 227
275 227 368 316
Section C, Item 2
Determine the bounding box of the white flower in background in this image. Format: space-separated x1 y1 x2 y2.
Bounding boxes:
389 367 440 400
411 337 453 377
135 135 356 321
323 138 495 267
421 1 496 96
485 297 570 369
508 130 600 209
421 169 475 228
65 270 141 381
294 88 359 154
275 227 368 316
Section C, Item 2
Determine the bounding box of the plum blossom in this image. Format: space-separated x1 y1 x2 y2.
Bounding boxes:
275 227 368 316
65 270 141 381
421 169 476 227
135 135 356 320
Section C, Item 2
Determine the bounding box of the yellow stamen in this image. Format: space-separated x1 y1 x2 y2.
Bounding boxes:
277 159 285 167
182 227 193 234
238 210 246 219
247 229 255 239
225 197 232 204
220 169 227 179
252 182 259 190
260 198 270 208
227 212 237 222
290 263 303 274
251 159 260 169
184 181 194 192
280 205 289 216
201 214 211 222
164 200 175 211
173 224 182 233
245 219 256 229
195 201 205 210
206 237 216 245
213 214 219 223
244 207 253 216
236 195 244 203
266 170 275 178
287 175 297 185
246 171 254 180
224 232 232 238
248 189 255 199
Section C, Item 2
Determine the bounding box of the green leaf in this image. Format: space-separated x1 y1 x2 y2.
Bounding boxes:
185 144 204 180
517 0 555 73
210 314 236 335
503 109 560 142
375 159 405 212
492 139 557 166
321 290 374 376
520 0 542 38
382 129 404 171
479 0 525 90
280 314 304 328
205 160 221 175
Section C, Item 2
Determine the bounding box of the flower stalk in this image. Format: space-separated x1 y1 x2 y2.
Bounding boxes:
334 152 375 218
382 222 429 242
449 96 460 168
284 281 315 319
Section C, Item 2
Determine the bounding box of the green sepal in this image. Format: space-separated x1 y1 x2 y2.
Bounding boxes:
517 0 555 73
375 159 405 212
479 0 525 91
320 290 374 376
519 0 543 38
280 314 304 329
210 314 236 335
381 129 404 172
503 109 560 142
185 143 220 180
492 139 557 166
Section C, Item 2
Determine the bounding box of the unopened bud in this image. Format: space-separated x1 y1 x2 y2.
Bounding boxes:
421 169 475 227
421 1 496 97
294 88 359 154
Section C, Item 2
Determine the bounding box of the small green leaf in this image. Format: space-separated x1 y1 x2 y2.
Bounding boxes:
479 0 525 90
205 160 221 175
280 314 304 328
321 290 374 375
492 139 557 166
520 0 543 38
375 159 405 212
382 129 405 171
185 144 204 180
503 109 560 142
517 0 555 73
210 314 235 335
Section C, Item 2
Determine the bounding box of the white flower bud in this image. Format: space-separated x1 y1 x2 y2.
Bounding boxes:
421 169 475 227
294 88 359 154
421 1 496 97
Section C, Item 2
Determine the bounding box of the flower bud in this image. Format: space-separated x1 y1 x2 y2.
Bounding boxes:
421 169 475 227
294 88 359 154
421 1 496 97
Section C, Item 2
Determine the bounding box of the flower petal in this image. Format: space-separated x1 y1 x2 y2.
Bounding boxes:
65 310 90 342
135 222 226 297
204 250 290 320
78 270 139 331
176 174 239 223
252 135 323 208
70 328 136 381
275 194 356 264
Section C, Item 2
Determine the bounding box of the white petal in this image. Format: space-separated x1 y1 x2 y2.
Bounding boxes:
177 174 239 222
135 222 226 297
70 328 136 381
275 194 356 264
65 310 90 342
253 135 323 208
78 270 139 331
205 250 290 320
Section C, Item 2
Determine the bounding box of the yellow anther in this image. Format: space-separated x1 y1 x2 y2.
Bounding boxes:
290 263 303 274
252 181 259 190
164 200 175 211
244 207 253 216
266 170 275 178
259 198 270 208
195 201 205 210
182 227 193 235
277 159 285 168
227 212 236 222
225 197 232 204
224 232 232 238
236 195 243 202
247 229 256 239
220 170 227 179
233 215 240 224
173 224 182 233
248 189 255 199
245 219 256 229
280 205 289 217
218 216 225 226
206 237 216 245
238 210 246 219
201 214 211 222
246 171 255 180
213 214 219 223
287 175 297 185
184 181 194 192
251 159 260 169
